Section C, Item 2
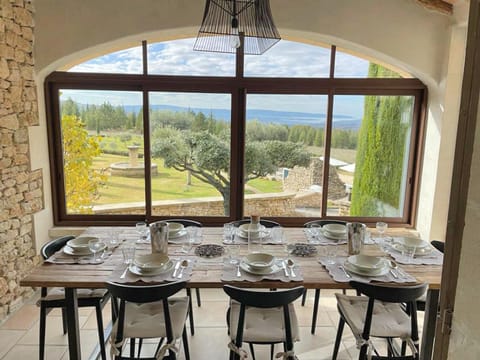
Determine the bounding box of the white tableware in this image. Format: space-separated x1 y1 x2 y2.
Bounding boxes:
63 245 93 256
347 254 384 272
243 253 274 270
322 223 347 236
320 228 346 240
134 253 170 271
343 260 389 277
128 260 174 276
239 261 281 275
67 236 98 250
238 224 267 239
167 229 188 241
394 237 430 249
166 222 184 234
391 242 433 256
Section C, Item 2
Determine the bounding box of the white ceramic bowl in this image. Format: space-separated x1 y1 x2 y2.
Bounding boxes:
395 237 429 249
134 253 170 271
166 222 184 234
67 236 98 250
244 253 274 270
322 223 347 236
347 254 384 271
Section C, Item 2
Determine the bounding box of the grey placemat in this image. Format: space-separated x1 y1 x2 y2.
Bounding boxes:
109 258 195 283
376 238 444 265
319 257 416 283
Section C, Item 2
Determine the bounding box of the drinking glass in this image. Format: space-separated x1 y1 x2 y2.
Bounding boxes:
307 224 321 244
402 245 416 264
376 221 388 240
323 245 337 265
108 230 119 249
227 243 241 265
182 227 196 254
88 238 105 263
136 222 148 243
121 245 136 264
223 223 235 244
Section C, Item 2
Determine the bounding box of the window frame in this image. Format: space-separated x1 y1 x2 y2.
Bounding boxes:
45 43 427 227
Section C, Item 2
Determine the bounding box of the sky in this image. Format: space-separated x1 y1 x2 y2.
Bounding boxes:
64 38 385 118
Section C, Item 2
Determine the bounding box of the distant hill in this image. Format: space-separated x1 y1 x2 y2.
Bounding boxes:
80 102 362 130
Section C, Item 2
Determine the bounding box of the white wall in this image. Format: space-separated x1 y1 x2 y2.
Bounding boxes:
32 0 465 246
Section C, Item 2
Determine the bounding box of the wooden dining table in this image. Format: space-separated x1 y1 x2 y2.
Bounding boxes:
20 227 442 360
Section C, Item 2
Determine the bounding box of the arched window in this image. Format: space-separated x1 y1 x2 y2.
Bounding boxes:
46 39 425 226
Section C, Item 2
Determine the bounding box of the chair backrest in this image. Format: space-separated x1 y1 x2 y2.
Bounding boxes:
106 281 187 304
230 219 280 228
350 281 427 304
431 240 444 253
40 235 76 260
304 219 347 228
166 219 203 227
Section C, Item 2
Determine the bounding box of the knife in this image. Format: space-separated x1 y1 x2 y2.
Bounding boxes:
282 260 290 277
172 260 181 277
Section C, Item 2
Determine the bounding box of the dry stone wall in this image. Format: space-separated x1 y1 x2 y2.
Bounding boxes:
0 0 43 321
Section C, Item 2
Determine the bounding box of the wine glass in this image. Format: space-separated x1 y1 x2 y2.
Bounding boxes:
88 238 105 263
136 222 148 243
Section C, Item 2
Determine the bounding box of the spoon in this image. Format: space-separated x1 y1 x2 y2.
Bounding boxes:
177 259 189 278
287 259 296 278
389 260 402 278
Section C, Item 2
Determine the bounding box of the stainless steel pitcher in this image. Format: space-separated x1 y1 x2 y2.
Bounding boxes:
346 222 366 255
150 221 169 255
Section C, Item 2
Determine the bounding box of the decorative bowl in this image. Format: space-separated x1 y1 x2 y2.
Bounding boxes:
67 236 98 250
133 253 170 271
244 253 274 270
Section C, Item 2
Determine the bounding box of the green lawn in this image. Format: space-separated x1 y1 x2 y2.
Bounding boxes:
92 154 282 205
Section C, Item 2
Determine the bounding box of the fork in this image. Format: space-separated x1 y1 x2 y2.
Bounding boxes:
339 265 351 279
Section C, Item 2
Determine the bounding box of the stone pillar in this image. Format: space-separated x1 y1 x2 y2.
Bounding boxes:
128 145 139 167
0 0 43 319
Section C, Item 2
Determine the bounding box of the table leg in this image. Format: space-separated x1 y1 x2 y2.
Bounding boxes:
65 288 81 360
420 288 439 360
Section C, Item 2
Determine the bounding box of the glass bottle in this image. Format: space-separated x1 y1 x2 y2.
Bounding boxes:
248 215 261 253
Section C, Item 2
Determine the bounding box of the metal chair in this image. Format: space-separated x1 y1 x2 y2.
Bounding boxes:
38 236 110 360
332 281 427 360
303 219 347 334
167 219 202 335
107 281 190 360
224 285 304 360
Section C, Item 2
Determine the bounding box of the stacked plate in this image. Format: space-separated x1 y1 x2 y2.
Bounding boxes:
343 254 389 276
391 237 433 256
239 252 281 275
128 253 174 276
64 236 100 256
321 223 347 241
166 222 187 241
237 224 267 240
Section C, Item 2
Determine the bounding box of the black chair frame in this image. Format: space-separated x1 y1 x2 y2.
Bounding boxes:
332 281 427 360
167 219 202 335
303 220 347 334
107 281 190 360
39 235 110 360
224 285 304 360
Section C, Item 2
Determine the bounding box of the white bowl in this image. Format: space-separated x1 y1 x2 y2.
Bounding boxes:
166 222 184 234
347 254 384 271
322 223 347 236
395 237 429 249
67 236 98 250
244 253 274 270
134 253 170 271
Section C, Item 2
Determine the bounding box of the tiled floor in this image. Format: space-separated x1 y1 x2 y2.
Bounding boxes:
0 289 424 359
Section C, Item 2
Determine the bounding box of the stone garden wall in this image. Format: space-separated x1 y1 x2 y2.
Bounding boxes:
0 0 43 321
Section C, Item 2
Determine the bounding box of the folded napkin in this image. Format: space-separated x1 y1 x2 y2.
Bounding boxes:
108 258 194 283
221 260 303 282
319 257 416 283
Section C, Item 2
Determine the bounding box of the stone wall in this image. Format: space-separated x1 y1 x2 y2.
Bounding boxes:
0 0 43 321
93 192 298 217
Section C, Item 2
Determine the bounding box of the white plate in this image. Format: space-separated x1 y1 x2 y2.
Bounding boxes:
128 260 174 276
343 261 389 277
240 260 281 275
391 242 433 256
347 255 384 271
320 228 346 240
393 237 430 249
63 245 93 256
168 229 188 240
237 225 267 239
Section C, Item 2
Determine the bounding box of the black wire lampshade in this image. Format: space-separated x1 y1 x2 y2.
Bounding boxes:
193 0 281 55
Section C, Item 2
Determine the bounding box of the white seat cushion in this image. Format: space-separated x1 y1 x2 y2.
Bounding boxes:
39 288 108 302
229 300 300 343
336 294 412 338
112 297 189 340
